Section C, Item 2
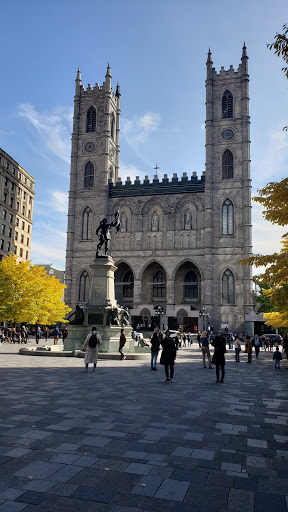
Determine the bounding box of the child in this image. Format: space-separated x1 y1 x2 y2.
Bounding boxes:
273 346 282 369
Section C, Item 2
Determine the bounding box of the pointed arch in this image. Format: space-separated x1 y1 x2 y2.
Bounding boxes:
78 270 90 302
111 113 115 140
86 106 96 132
222 90 233 118
222 269 235 304
222 149 233 179
84 161 94 189
81 206 92 240
222 198 234 236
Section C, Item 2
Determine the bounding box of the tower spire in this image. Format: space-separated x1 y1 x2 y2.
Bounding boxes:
105 62 112 91
241 43 248 73
75 67 82 95
206 48 213 78
207 48 213 64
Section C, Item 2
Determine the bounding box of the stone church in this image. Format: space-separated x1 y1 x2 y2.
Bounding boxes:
65 46 254 335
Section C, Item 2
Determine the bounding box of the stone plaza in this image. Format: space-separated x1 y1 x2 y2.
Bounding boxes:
0 342 287 512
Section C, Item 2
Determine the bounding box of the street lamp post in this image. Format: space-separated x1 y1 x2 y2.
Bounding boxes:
154 305 165 330
199 306 209 332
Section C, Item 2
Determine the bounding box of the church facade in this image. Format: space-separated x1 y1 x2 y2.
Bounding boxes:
65 47 254 335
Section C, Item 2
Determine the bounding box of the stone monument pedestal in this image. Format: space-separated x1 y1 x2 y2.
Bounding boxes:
64 256 134 353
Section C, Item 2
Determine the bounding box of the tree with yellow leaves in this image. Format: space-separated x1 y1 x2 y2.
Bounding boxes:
241 27 288 328
0 254 71 325
241 179 288 328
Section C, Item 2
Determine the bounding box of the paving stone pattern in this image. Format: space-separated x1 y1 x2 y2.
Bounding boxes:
0 342 288 511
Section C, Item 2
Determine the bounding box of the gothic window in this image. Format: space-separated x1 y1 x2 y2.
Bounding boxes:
222 199 234 236
123 270 134 298
78 270 90 302
82 207 92 240
86 106 96 132
111 114 115 140
184 270 198 299
152 270 166 298
84 161 94 189
222 150 233 179
222 269 235 304
222 90 233 118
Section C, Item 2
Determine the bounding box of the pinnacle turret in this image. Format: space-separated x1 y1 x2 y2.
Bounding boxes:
116 82 121 98
75 67 82 95
207 48 213 64
241 43 248 73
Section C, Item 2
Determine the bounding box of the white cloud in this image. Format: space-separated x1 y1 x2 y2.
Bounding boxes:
30 221 67 269
252 202 286 255
17 103 73 164
122 112 161 147
253 127 288 190
0 129 15 135
50 191 69 213
118 164 147 182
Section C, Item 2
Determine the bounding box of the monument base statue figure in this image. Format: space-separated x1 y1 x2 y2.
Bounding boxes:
68 305 84 325
95 211 120 257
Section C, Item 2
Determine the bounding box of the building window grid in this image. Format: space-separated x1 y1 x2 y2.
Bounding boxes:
152 270 166 299
184 270 199 299
123 271 134 298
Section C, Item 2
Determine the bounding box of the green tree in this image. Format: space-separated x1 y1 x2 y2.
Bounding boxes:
0 254 71 324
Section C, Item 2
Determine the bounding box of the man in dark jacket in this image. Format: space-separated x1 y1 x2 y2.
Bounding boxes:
211 331 226 383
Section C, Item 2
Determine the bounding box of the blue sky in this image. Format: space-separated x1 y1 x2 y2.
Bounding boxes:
0 0 287 269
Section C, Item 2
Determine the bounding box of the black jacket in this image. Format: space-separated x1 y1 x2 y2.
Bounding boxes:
160 336 177 365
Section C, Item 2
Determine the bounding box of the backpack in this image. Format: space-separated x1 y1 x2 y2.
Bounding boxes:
88 333 99 348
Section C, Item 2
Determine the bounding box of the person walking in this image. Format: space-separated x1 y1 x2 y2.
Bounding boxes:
197 331 201 348
253 334 261 358
53 326 60 345
160 331 177 382
200 331 212 369
119 328 127 360
150 331 160 371
35 326 42 345
234 335 241 362
211 331 226 383
62 326 68 345
83 327 102 372
43 326 49 342
273 346 282 369
245 335 253 363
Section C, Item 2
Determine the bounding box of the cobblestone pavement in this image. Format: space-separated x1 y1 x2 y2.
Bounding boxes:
0 342 287 512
